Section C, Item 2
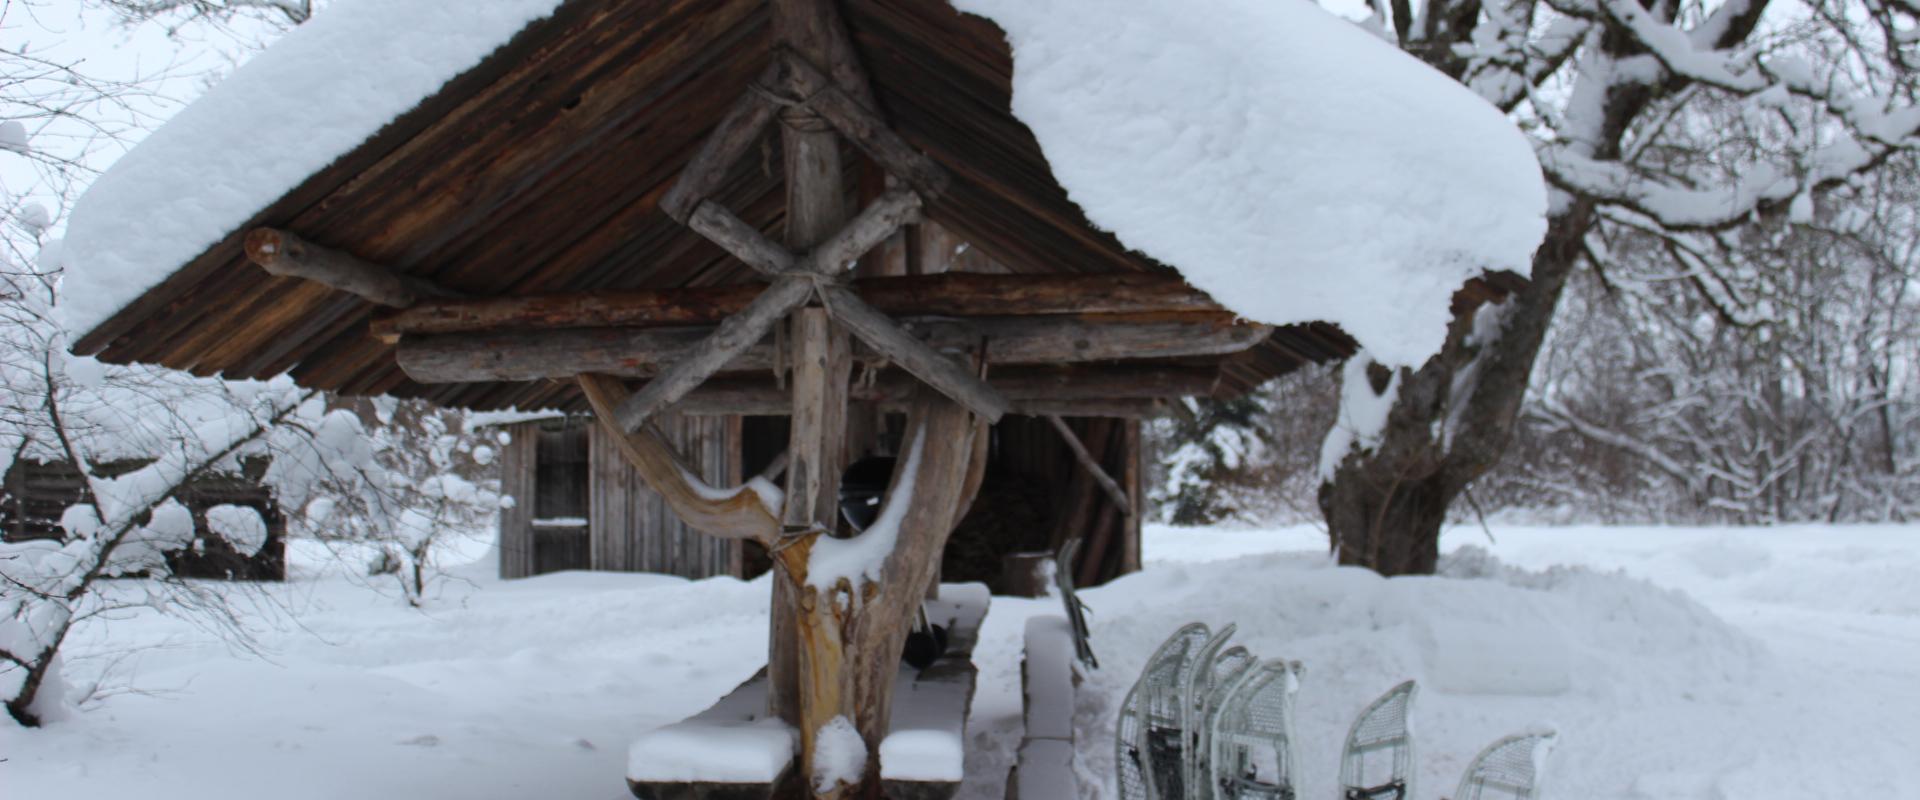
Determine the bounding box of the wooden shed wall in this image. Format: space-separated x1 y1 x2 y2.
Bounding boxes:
496 424 540 579
499 416 741 580
0 458 286 581
939 415 1140 591
588 414 741 578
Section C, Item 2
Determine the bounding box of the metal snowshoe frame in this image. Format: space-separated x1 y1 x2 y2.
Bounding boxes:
1181 625 1240 797
1339 680 1418 800
1193 644 1260 798
1208 660 1306 800
1056 537 1099 670
1117 622 1213 800
1452 730 1557 800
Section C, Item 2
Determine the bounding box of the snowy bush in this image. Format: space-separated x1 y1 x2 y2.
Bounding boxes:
281 398 501 606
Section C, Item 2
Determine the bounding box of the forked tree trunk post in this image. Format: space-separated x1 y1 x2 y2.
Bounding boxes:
772 392 983 799
769 1 859 794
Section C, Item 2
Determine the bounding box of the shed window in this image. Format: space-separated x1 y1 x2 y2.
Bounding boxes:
534 423 589 521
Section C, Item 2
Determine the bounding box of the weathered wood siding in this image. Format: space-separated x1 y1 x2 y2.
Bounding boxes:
0 458 286 581
496 421 540 579
943 415 1140 590
588 413 741 579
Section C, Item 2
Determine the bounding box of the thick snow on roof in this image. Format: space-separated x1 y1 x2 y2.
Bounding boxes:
59 0 1542 370
953 0 1548 366
56 0 566 337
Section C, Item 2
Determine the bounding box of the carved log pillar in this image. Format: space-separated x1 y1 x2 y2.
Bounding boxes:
767 2 858 794
773 393 982 798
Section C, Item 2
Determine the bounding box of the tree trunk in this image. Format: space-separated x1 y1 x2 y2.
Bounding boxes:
1319 206 1590 576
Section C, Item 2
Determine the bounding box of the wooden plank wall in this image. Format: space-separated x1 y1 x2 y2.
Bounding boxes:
0 458 287 580
588 413 741 579
496 421 540 579
1010 415 1138 585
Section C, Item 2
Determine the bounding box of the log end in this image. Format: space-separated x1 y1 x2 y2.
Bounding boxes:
243 227 291 268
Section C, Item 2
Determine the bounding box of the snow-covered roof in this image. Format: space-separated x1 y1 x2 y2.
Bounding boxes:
57 0 567 337
58 0 1544 410
954 0 1546 366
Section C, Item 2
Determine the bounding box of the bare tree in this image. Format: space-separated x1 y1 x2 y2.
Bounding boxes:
1320 0 1920 574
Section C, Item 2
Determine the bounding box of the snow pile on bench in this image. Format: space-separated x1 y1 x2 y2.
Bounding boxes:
878 582 991 785
626 669 796 784
625 583 990 791
951 0 1547 366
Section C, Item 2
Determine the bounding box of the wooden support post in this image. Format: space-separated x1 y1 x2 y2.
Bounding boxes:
771 391 982 799
781 308 852 532
767 5 857 781
1045 414 1133 516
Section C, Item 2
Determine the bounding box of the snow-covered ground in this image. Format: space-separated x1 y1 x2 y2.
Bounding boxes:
3 523 1916 799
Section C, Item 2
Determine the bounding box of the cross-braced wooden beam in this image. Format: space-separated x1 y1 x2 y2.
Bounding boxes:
612 53 1010 434
775 50 948 199
612 274 817 434
658 63 783 224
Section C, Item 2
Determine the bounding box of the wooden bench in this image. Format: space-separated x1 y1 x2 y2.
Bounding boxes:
628 584 990 800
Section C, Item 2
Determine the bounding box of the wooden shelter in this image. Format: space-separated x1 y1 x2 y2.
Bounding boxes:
65 1 1389 796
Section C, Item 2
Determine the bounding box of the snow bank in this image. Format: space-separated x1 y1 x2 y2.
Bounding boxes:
57 0 566 336
951 0 1547 366
1060 543 1765 799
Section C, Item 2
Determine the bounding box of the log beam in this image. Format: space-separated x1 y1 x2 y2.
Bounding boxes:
243 228 455 308
611 275 816 434
1046 414 1134 515
687 201 797 278
589 367 1206 416
576 374 780 542
658 67 781 223
803 189 922 274
393 314 1268 384
370 273 1224 342
778 50 948 199
817 284 1009 423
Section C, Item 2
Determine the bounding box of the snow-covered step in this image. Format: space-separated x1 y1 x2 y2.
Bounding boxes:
1007 614 1080 799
